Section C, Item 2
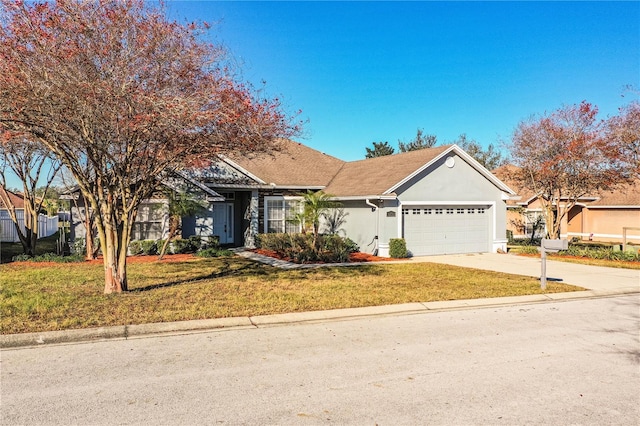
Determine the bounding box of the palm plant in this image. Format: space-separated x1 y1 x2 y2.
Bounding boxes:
295 190 339 250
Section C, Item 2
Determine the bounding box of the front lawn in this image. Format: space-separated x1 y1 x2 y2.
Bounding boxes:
0 255 581 334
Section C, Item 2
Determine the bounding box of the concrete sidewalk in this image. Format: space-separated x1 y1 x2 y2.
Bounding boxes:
412 252 640 294
2 251 638 349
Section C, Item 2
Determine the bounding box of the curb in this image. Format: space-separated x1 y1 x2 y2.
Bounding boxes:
2 290 638 349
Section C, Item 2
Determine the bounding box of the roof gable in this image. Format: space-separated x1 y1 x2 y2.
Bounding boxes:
325 145 515 197
324 145 450 196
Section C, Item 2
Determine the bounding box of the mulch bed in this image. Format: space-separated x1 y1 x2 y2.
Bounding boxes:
251 248 398 263
6 251 403 267
7 253 197 267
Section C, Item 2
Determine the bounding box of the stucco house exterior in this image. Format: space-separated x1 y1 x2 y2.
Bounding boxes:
183 140 515 256
493 165 640 244
67 140 516 257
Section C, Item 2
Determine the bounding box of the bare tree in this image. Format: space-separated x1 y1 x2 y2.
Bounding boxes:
0 137 61 255
1 0 299 292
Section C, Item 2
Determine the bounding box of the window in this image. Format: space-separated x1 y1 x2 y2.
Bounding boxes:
435 208 443 214
446 208 454 214
265 197 301 233
457 208 464 214
412 208 421 215
132 202 166 240
402 208 409 215
478 208 485 214
468 208 475 214
424 209 432 214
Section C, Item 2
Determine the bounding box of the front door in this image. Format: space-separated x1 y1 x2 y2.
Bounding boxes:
212 203 234 245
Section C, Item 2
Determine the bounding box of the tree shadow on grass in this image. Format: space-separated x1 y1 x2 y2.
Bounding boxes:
129 258 382 293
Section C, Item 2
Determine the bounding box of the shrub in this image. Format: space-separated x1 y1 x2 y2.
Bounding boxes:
389 238 408 258
12 253 84 263
518 245 540 255
71 237 86 256
12 254 32 262
202 236 220 250
256 233 360 263
173 236 202 254
129 240 159 255
195 248 234 258
140 240 159 255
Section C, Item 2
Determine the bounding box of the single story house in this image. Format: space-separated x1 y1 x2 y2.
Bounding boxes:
184 140 516 256
66 140 516 257
493 165 640 244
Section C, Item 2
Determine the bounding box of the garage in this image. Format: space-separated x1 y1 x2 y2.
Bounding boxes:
402 205 491 255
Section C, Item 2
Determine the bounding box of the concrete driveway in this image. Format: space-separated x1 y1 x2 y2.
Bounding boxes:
413 252 640 293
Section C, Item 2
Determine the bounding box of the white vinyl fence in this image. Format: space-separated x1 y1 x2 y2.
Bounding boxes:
0 210 59 243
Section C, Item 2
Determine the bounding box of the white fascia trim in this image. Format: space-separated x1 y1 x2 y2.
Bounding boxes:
385 145 516 195
397 200 499 241
334 195 397 201
206 183 325 191
219 156 267 185
265 185 325 190
384 146 454 194
585 205 640 209
565 232 640 240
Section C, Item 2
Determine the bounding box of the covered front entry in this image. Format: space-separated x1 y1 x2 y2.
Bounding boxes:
402 205 490 255
195 202 234 244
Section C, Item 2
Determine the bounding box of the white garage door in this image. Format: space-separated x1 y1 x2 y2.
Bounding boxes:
402 205 490 256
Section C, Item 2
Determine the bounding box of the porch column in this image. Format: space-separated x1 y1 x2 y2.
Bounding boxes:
244 190 259 248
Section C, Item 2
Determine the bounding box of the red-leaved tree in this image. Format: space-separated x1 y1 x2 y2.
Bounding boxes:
510 101 635 239
605 101 640 179
0 0 299 293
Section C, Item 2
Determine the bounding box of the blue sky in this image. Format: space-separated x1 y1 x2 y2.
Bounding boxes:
166 1 640 162
4 1 639 189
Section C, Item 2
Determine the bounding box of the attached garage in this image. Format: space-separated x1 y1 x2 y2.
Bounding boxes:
402 205 491 255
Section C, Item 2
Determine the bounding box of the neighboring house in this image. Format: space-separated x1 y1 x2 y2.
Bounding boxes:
0 189 59 242
493 165 640 244
65 140 516 256
184 140 515 256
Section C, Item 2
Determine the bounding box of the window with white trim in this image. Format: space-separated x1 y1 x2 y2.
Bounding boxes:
264 197 301 233
132 202 166 240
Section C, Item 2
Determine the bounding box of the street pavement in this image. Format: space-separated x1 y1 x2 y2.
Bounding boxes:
2 295 638 425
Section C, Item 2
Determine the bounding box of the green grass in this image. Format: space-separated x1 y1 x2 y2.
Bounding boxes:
0 256 582 334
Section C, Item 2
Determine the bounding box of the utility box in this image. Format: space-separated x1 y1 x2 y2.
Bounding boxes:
542 239 568 252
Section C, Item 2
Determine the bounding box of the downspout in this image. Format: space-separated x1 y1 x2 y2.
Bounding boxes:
365 199 379 256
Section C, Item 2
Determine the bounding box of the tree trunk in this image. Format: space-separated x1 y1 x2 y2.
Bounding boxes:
102 223 129 293
84 213 97 260
158 216 179 260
